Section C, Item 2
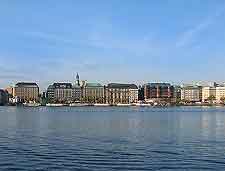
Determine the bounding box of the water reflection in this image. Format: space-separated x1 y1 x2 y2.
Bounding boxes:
0 106 225 170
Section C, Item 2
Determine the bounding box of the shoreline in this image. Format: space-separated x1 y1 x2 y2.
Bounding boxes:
3 103 225 108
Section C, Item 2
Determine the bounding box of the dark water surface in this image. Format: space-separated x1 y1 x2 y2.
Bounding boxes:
0 106 225 171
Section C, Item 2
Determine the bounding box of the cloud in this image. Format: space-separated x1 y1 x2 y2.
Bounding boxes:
175 8 225 48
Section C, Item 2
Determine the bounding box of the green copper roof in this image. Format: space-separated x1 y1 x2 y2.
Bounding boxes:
85 83 103 87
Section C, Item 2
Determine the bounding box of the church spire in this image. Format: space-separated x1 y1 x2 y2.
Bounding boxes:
76 72 80 86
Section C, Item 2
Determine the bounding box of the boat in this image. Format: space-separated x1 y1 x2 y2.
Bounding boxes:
94 103 110 107
69 103 91 107
135 103 151 107
116 103 132 107
46 103 65 107
23 103 41 107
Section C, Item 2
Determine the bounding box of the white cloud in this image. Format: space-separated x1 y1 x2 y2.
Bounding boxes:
175 8 225 48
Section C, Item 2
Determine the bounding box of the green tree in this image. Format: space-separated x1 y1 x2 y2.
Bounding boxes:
220 97 225 104
115 98 121 104
207 95 216 103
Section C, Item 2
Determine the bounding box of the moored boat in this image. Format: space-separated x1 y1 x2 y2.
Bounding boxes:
135 103 152 107
116 103 132 107
94 103 110 106
69 103 91 107
23 103 41 107
46 103 65 107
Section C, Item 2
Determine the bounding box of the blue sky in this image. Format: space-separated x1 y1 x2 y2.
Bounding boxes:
1 0 225 89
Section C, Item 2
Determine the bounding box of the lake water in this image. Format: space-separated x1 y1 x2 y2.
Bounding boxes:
0 106 225 170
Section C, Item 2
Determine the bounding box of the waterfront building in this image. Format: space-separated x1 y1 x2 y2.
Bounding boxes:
181 85 202 102
0 89 8 105
75 72 80 86
173 86 182 102
81 81 105 103
47 83 73 103
201 82 225 103
46 84 55 102
215 86 225 103
129 85 139 104
202 86 216 102
144 83 174 102
54 83 73 102
72 85 82 102
106 83 138 104
13 82 39 102
72 73 82 102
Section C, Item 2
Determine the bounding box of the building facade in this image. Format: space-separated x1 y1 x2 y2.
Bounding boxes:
173 86 181 102
215 86 225 103
72 73 82 102
72 85 82 102
181 85 202 102
47 83 73 103
144 83 174 102
202 86 216 102
106 83 138 104
81 82 105 103
13 82 39 102
46 85 55 102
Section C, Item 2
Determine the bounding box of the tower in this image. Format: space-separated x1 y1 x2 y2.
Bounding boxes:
76 72 80 86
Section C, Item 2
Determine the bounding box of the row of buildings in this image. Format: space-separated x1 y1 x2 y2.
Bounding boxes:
1 74 225 105
181 83 225 103
45 82 139 104
46 81 139 105
3 74 139 105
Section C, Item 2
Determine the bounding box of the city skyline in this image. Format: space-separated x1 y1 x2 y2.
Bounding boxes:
3 80 225 106
1 1 225 89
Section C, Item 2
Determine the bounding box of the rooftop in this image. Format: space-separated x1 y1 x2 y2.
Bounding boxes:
144 83 172 87
15 82 39 87
72 84 81 88
52 83 72 88
181 84 202 88
107 83 138 89
84 83 103 87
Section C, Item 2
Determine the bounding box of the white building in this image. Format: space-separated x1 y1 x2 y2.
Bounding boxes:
72 85 81 102
216 86 225 103
201 82 225 103
181 85 202 102
129 88 139 104
106 83 138 104
202 87 216 102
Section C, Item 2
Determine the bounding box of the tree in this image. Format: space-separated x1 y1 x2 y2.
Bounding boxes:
115 98 121 104
97 97 104 104
87 96 95 104
207 95 216 103
181 99 190 104
220 97 225 104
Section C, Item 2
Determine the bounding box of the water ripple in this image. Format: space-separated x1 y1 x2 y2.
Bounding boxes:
1 107 225 170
